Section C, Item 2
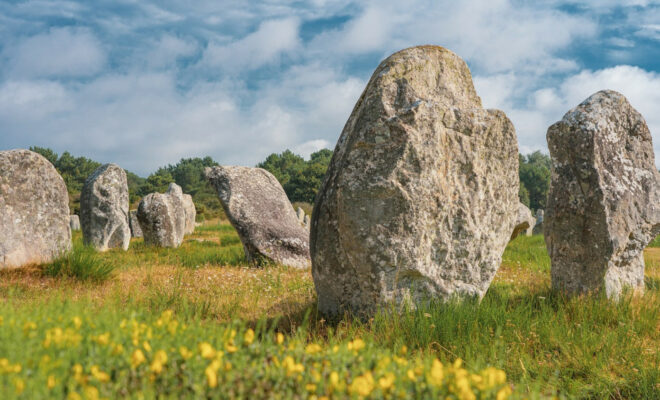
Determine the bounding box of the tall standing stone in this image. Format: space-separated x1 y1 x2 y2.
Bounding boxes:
311 46 519 317
205 166 311 268
510 202 535 240
80 164 130 251
0 149 71 268
137 183 186 248
129 210 142 238
545 90 660 298
182 194 196 235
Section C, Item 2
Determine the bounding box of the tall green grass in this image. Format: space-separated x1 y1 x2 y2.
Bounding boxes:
41 243 116 282
502 235 550 272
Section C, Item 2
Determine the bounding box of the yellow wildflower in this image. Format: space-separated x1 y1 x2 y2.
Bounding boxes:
47 375 56 389
329 371 339 386
67 392 82 400
94 333 110 346
167 320 178 335
143 341 152 353
14 377 25 394
205 360 222 388
281 356 304 376
427 359 444 387
347 338 365 352
179 346 193 360
305 383 317 392
198 342 216 359
225 343 238 353
72 316 82 329
407 369 417 382
378 373 395 390
90 365 110 383
131 349 146 368
244 328 255 345
111 343 124 355
0 315 3 326
349 372 374 397
482 367 507 387
399 345 408 355
150 350 168 374
23 321 36 335
305 343 323 354
276 332 284 345
83 385 100 400
496 385 512 400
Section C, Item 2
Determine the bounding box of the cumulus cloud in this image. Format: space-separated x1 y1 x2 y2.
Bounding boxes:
2 27 106 78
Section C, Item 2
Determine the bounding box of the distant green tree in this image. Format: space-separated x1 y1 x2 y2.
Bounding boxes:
519 151 551 212
258 149 333 203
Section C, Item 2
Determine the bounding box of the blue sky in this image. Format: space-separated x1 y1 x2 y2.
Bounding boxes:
1 0 659 175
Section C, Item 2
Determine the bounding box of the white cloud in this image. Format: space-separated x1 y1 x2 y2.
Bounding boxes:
3 27 106 78
200 18 301 73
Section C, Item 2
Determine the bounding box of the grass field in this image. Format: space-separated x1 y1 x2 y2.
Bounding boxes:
0 222 658 399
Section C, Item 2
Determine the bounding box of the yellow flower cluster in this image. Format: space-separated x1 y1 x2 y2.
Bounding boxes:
0 310 513 399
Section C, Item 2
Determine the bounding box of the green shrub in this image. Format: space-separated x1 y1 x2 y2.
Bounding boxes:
41 245 116 282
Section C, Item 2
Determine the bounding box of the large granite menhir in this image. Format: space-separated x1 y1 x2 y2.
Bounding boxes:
545 90 660 298
137 183 186 248
80 163 131 251
311 45 519 317
0 149 71 268
205 166 311 269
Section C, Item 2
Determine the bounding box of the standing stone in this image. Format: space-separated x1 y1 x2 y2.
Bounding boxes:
545 90 660 298
510 202 535 240
137 183 186 248
80 164 130 252
311 45 519 317
296 207 305 224
205 166 311 268
182 194 196 235
533 209 544 235
70 215 81 231
0 149 71 268
129 210 142 238
303 214 311 230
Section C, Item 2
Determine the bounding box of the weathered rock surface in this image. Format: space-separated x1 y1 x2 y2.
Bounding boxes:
533 209 544 235
296 207 305 224
205 166 311 268
182 194 196 235
137 183 186 248
303 214 310 230
129 210 142 238
511 202 535 240
70 215 81 231
311 45 519 317
545 90 660 298
80 164 131 251
0 149 71 268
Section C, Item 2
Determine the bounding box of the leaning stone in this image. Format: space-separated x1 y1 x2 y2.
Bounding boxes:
545 90 660 298
0 149 71 268
182 194 196 235
129 210 142 238
311 45 519 317
80 164 131 251
510 203 535 240
70 215 81 231
533 209 544 235
205 166 311 268
137 183 186 248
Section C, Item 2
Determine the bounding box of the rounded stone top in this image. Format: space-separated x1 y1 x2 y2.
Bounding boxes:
369 45 482 110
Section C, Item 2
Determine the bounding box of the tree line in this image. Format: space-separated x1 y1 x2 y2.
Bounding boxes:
30 146 551 220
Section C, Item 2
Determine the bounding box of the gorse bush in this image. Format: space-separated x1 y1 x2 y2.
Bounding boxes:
41 245 115 282
0 306 512 399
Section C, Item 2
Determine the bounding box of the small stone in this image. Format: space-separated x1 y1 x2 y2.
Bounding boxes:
69 215 81 231
80 163 130 251
296 207 305 223
137 183 186 248
510 202 535 240
0 149 71 268
545 90 660 298
533 209 544 235
205 166 311 268
129 210 142 238
182 194 196 235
